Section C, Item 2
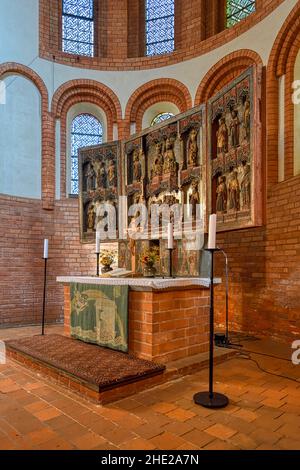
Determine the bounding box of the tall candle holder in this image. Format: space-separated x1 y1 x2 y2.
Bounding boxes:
96 252 100 276
193 247 229 408
168 247 175 278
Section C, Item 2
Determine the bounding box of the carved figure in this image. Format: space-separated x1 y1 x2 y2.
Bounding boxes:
97 161 107 188
152 142 164 178
189 180 200 219
163 138 177 176
188 128 198 167
240 164 251 209
228 169 240 211
216 175 227 213
133 149 142 182
108 159 117 188
243 99 250 141
87 203 95 230
229 109 240 148
216 117 228 154
85 163 95 192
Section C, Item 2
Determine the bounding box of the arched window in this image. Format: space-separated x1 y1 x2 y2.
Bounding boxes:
145 0 175 56
62 0 95 56
151 112 175 126
71 114 103 194
227 0 256 28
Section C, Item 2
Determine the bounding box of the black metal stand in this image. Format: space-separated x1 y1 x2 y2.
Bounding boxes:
41 257 47 336
193 248 229 409
168 248 175 278
96 253 100 276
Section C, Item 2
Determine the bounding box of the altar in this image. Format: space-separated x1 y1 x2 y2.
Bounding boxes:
57 276 219 365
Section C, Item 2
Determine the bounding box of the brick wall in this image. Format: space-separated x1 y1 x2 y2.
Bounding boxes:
39 0 285 71
0 196 96 327
214 175 300 342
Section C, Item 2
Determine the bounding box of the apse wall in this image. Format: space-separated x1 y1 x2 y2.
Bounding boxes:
0 0 299 342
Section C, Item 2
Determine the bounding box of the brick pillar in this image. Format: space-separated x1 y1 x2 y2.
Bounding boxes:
128 0 145 57
42 111 55 210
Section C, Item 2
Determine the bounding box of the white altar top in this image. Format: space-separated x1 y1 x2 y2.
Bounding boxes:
56 276 221 290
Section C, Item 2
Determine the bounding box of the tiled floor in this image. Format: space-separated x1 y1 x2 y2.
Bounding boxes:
0 326 299 450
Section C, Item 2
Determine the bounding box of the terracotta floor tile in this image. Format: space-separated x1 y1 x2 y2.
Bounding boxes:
119 437 156 450
277 437 300 450
150 431 187 450
0 329 299 451
72 432 107 450
101 427 136 445
166 407 196 422
151 402 177 414
33 407 62 422
204 423 237 440
162 420 194 436
230 432 259 450
134 422 165 440
204 439 238 450
233 408 258 422
182 428 215 448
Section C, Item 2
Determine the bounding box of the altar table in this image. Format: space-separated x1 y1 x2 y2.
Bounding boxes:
57 276 220 365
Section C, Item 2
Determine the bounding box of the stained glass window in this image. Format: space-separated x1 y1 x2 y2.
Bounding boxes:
145 0 175 56
227 0 256 28
71 114 103 194
151 112 174 126
62 0 94 57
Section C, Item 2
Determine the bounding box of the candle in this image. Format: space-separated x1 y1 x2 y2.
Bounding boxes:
167 222 174 250
208 214 217 249
43 239 49 259
96 232 101 254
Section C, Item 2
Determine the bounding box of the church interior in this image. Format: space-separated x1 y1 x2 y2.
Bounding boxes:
0 0 300 452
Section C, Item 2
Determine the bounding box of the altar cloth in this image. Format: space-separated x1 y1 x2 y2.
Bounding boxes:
57 276 221 290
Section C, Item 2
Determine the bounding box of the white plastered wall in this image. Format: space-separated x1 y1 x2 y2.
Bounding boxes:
142 102 180 129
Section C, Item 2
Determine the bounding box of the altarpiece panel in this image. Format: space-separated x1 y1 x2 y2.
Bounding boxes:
78 142 121 243
208 66 263 231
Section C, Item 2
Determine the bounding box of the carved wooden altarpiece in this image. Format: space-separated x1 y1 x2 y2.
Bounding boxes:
208 66 263 231
78 141 121 243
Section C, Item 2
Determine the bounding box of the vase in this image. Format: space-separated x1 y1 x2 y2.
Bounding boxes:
101 264 113 274
143 265 156 278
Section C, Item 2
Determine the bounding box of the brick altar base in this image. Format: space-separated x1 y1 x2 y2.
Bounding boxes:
64 285 210 364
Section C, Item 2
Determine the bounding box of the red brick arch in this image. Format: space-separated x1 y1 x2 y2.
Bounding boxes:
0 62 55 210
195 49 263 105
51 80 122 197
125 79 192 132
51 79 122 124
267 1 300 185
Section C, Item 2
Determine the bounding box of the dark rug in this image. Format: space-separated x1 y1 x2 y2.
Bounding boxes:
6 334 165 391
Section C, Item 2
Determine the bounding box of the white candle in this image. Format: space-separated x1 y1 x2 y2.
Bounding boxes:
43 239 49 259
208 214 217 249
167 222 174 250
96 232 101 254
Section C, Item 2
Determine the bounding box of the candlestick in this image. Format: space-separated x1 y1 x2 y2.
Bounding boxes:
167 222 174 250
96 253 100 277
43 239 49 259
208 214 217 250
193 247 228 408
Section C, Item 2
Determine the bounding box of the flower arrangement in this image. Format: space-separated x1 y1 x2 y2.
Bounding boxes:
140 246 160 267
100 250 115 272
